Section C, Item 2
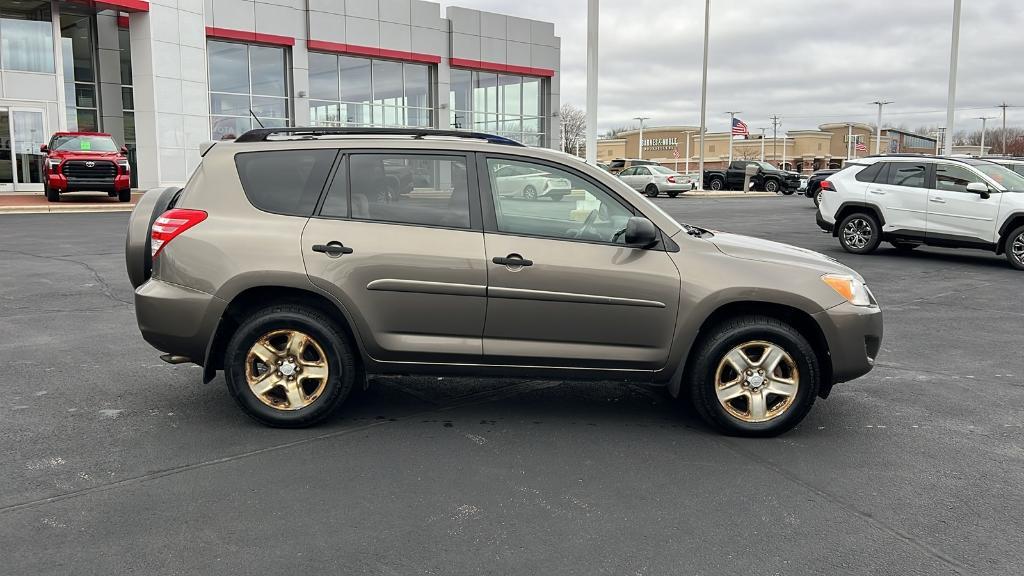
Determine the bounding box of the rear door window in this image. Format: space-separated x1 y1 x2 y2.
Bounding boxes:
854 162 885 183
885 162 928 188
235 149 338 216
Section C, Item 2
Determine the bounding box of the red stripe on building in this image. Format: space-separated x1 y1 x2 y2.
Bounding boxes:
94 0 149 11
449 57 553 78
205 27 295 46
307 40 441 64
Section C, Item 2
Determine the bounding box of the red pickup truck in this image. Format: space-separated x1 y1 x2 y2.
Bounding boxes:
41 132 131 202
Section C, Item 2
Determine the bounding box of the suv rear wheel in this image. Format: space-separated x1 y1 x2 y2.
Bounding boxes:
645 184 659 198
838 212 881 254
224 304 356 427
686 315 819 437
1006 224 1024 271
708 177 724 191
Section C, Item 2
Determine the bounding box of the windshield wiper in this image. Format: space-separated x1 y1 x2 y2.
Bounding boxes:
682 223 709 237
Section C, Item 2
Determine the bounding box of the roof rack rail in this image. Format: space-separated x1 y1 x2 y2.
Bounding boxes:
234 126 526 146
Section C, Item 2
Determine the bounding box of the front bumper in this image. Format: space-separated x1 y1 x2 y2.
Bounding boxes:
135 279 225 365
813 301 883 385
47 173 130 193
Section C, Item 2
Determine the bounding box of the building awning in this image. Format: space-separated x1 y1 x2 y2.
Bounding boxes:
62 0 150 13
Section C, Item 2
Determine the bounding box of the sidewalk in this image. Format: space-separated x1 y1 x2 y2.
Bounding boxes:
0 191 142 214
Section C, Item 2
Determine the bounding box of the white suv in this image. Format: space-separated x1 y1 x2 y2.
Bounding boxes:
816 156 1024 270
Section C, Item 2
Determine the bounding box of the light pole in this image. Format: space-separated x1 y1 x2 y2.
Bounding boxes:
697 0 710 190
683 131 692 174
846 123 853 162
759 127 766 161
934 127 945 155
870 100 892 154
634 116 649 159
781 131 787 171
976 116 995 155
998 102 1009 155
725 111 741 165
944 0 961 156
585 0 598 165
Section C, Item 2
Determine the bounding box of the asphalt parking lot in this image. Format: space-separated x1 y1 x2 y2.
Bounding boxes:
1 196 1021 575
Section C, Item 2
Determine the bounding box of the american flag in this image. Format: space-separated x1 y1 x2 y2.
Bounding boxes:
855 139 867 152
732 117 749 137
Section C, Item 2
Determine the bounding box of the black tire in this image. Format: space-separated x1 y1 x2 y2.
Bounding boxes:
523 185 538 200
890 240 919 252
1005 224 1024 271
837 212 881 254
45 184 59 202
763 179 780 194
813 189 823 208
708 177 724 191
118 189 131 202
686 315 820 437
780 188 794 196
645 184 659 198
667 191 680 198
224 304 356 428
548 192 565 202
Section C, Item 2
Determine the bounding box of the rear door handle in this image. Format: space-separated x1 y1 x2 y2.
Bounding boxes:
930 197 947 204
868 188 886 195
492 254 533 268
312 241 354 256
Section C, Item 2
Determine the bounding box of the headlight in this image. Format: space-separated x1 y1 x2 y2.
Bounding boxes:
117 160 130 172
821 273 875 306
47 159 61 171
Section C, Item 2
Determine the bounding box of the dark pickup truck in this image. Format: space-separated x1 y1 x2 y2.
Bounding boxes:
703 160 800 194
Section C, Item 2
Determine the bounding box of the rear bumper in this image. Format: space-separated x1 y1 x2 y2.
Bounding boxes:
47 173 130 192
816 209 834 233
814 302 883 385
135 279 225 365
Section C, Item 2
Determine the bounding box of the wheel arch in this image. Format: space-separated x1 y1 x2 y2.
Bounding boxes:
832 202 886 237
203 284 365 384
996 213 1024 255
670 300 834 399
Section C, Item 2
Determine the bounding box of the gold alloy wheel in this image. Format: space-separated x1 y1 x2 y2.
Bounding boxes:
714 340 800 423
245 329 329 411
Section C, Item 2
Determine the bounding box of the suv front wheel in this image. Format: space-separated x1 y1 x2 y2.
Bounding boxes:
686 315 819 437
224 304 356 427
838 212 881 254
1006 224 1024 271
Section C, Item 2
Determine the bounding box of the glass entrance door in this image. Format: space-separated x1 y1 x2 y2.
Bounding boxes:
0 111 12 192
12 109 45 190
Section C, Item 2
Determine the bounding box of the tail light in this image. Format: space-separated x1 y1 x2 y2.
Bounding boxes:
667 176 677 183
820 180 834 191
151 209 207 258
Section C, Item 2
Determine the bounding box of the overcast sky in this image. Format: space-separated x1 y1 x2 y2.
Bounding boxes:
443 0 1022 136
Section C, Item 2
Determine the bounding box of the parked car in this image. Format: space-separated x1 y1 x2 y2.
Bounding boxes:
492 162 572 201
981 157 1024 177
805 169 839 207
618 165 694 197
816 155 1024 270
126 126 882 437
607 157 659 174
703 160 801 194
42 132 131 202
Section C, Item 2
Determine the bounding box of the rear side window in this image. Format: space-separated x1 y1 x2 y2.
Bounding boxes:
854 162 884 183
885 162 928 188
235 149 337 216
345 154 471 228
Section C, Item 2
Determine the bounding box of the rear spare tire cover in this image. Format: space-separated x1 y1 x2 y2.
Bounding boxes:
125 187 180 289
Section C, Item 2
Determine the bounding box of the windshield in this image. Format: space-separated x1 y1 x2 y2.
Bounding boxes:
754 161 776 170
649 165 675 175
50 135 118 152
966 160 1024 190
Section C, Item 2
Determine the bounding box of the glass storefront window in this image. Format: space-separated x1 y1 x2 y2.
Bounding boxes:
308 53 432 129
60 13 98 132
1 1 55 74
207 40 291 139
451 70 545 145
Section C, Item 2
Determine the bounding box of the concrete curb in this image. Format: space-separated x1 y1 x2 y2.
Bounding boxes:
681 191 779 198
0 205 136 215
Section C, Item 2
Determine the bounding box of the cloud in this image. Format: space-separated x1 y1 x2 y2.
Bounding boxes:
442 0 1022 134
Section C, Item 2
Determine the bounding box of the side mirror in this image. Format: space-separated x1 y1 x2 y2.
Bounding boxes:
624 217 659 248
39 144 47 153
966 181 991 199
120 146 129 155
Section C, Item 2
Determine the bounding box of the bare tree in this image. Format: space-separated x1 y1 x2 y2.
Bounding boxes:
559 103 586 154
602 123 639 139
735 147 760 161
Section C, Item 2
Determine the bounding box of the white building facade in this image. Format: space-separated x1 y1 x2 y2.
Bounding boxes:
0 0 561 190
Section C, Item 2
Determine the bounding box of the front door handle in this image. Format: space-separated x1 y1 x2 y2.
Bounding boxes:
929 197 947 204
312 241 354 257
868 188 886 195
492 254 533 268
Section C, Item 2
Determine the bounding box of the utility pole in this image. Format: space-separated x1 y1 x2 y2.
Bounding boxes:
770 115 780 166
725 111 741 165
998 102 1010 155
846 123 853 162
634 116 649 159
944 0 961 156
870 100 893 154
697 0 710 190
683 130 692 174
976 116 995 156
935 127 945 155
584 0 598 165
781 131 787 171
759 128 767 161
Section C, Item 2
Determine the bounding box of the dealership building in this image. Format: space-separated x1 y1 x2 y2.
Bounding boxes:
0 0 561 191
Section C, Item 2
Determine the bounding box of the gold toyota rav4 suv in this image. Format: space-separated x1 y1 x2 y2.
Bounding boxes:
126 128 882 437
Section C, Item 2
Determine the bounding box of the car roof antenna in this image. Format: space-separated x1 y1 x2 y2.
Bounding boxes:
249 109 265 129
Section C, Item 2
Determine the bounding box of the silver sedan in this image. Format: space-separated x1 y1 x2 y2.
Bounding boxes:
617 165 694 197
